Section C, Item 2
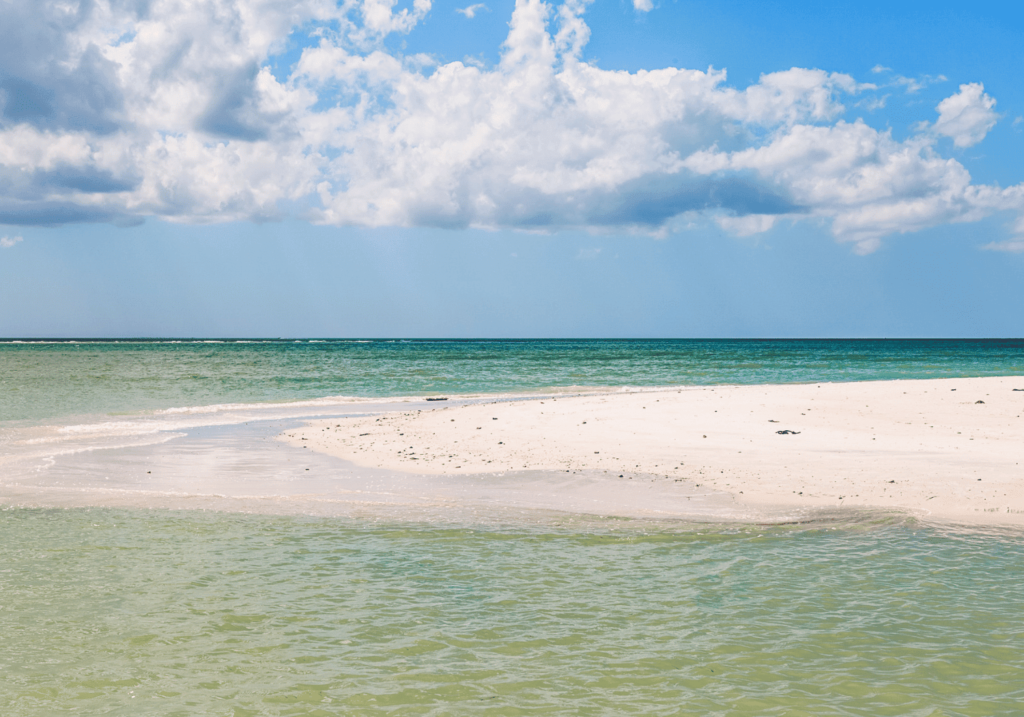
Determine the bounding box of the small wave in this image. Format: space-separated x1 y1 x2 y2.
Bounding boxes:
157 394 397 415
23 432 184 455
54 420 169 437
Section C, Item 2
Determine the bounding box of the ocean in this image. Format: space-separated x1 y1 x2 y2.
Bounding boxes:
2 339 1023 715
4 338 1024 423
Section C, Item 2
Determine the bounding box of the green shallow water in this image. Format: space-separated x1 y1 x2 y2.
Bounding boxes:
3 508 1023 716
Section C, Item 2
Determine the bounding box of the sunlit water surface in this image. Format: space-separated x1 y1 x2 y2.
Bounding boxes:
2 508 1022 716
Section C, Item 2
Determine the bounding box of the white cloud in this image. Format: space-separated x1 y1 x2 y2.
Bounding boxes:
682 117 1024 253
360 0 432 38
868 66 946 94
456 3 488 18
982 215 1024 252
633 0 654 12
1 235 23 248
893 73 946 94
982 240 1024 253
716 214 777 236
856 94 888 111
931 83 999 147
0 0 1022 253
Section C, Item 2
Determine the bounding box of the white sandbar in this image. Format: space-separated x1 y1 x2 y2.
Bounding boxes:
283 376 1024 525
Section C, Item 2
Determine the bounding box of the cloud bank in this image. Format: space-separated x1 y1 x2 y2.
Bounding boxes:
0 0 1022 252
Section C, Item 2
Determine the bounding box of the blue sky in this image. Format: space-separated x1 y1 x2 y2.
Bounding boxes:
1 0 1022 337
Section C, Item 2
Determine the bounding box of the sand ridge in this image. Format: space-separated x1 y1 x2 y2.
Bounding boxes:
282 376 1024 525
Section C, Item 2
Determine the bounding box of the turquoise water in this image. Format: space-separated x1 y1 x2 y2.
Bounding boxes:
2 338 1024 423
2 508 1022 716
3 339 1024 714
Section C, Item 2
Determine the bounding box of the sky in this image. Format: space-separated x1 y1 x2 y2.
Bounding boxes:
1 0 1023 337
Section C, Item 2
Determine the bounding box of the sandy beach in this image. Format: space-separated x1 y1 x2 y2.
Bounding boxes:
284 376 1024 525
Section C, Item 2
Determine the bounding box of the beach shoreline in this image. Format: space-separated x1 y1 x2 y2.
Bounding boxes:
283 376 1024 526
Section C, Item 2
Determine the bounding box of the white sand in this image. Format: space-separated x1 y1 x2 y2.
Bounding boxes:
283 377 1024 525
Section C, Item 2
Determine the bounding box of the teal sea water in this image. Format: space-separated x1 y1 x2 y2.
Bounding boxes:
2 339 1023 714
3 338 1024 423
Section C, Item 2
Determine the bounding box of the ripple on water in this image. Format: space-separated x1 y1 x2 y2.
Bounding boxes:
1 507 1022 716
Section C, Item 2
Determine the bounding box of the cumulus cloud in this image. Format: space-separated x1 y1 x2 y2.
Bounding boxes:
931 83 999 148
1 235 23 248
0 0 1022 253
